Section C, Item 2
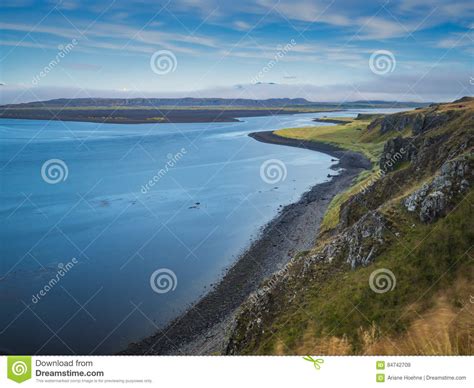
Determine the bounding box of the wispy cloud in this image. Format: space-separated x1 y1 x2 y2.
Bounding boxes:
0 0 471 100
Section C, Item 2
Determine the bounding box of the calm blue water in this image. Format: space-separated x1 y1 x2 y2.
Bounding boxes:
0 108 407 354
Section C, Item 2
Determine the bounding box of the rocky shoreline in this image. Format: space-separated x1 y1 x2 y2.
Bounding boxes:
121 131 371 355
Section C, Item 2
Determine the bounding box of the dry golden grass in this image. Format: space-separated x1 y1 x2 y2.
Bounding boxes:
290 272 473 356
294 322 352 355
366 294 472 355
436 98 474 112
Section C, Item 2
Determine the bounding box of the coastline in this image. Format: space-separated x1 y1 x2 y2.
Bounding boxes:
121 130 371 355
0 108 341 125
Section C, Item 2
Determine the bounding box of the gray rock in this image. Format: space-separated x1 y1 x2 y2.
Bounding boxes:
306 211 386 269
419 191 446 223
367 109 455 137
404 156 472 223
379 136 417 172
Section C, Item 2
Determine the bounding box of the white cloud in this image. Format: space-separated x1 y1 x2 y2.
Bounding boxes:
0 19 217 56
233 20 252 31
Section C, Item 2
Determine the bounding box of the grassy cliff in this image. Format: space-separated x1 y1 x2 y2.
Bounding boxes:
226 98 474 355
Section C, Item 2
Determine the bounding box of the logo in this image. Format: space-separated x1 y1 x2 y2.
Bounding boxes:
303 355 324 370
149 268 178 294
369 50 396 75
150 50 178 75
369 268 396 294
7 356 32 383
41 159 68 184
260 159 287 184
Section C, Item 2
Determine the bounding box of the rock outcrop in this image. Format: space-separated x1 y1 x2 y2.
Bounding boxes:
225 210 389 354
404 156 472 223
368 112 424 134
368 109 458 136
379 136 417 172
307 211 387 270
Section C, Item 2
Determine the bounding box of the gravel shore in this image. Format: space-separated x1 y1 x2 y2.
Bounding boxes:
121 130 371 355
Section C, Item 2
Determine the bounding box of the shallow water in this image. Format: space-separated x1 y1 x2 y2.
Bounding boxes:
0 108 407 354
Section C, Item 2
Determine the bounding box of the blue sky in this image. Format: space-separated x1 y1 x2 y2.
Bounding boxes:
0 0 473 103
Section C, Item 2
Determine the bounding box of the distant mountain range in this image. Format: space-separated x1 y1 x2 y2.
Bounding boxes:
1 97 429 109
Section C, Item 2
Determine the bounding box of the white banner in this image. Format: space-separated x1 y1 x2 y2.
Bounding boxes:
1 356 471 387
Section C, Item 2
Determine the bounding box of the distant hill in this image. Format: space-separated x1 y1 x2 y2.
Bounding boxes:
0 97 431 124
1 97 429 109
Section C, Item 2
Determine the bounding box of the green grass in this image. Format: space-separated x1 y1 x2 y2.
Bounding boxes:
276 118 403 233
246 190 474 354
319 169 379 233
275 119 384 163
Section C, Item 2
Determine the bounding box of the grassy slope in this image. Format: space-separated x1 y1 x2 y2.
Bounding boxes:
250 193 473 355
234 101 474 355
276 119 383 163
276 118 392 233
